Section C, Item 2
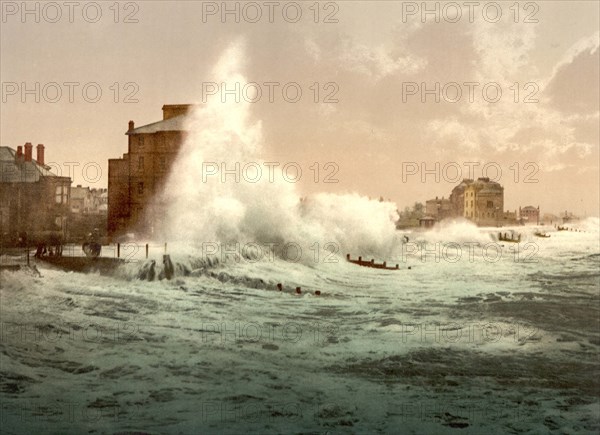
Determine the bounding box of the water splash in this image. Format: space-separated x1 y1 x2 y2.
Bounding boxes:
151 40 399 262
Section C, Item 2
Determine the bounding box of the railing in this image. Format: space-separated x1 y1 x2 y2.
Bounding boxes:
58 242 169 262
0 248 32 267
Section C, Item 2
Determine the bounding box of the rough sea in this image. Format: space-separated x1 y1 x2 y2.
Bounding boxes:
1 219 599 434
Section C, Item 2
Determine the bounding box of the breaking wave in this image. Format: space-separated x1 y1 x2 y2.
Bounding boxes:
148 39 399 263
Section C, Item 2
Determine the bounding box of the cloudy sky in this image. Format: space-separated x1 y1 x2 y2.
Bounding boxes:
1 1 598 216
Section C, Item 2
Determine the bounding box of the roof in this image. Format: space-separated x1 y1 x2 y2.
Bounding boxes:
467 178 503 191
126 114 188 135
521 206 538 211
0 146 66 183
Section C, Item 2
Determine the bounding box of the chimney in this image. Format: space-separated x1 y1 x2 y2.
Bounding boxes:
162 104 193 120
16 146 23 161
128 120 135 131
24 143 33 162
36 144 45 165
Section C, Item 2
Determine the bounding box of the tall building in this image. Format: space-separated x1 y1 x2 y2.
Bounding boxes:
463 177 504 226
0 144 71 246
108 104 194 238
424 177 505 227
449 178 473 218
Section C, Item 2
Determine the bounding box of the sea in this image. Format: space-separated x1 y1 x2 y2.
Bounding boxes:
1 218 599 434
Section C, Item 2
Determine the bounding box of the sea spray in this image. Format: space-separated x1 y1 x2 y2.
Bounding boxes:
147 39 399 263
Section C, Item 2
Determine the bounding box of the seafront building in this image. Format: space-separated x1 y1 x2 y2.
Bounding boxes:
0 144 71 246
423 177 509 227
108 104 194 238
519 205 540 225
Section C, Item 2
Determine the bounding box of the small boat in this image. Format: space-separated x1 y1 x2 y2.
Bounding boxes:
346 254 399 270
497 232 521 243
534 231 550 238
557 226 568 231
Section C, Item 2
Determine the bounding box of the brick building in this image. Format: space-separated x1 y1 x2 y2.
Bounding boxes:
108 104 194 238
519 205 540 225
0 144 71 246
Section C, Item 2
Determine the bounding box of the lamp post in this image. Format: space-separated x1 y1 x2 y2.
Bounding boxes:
495 206 500 227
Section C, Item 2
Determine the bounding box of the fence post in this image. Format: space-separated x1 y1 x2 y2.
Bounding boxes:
145 243 149 259
164 242 167 254
117 243 120 258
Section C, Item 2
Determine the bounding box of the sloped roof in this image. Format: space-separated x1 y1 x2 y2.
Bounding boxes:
126 114 188 135
0 146 65 183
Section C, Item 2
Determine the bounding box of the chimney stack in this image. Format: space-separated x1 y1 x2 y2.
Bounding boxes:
16 146 23 161
36 144 45 165
24 143 33 162
128 120 134 131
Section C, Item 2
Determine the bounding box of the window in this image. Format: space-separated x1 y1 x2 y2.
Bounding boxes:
139 136 145 149
471 200 473 207
55 185 68 204
138 156 144 171
138 182 144 195
487 201 494 208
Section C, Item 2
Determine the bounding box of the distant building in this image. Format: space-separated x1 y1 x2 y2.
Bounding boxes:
562 211 580 224
425 196 453 221
449 178 473 218
71 185 92 215
463 178 504 226
419 216 436 228
0 144 71 246
69 185 108 242
519 205 540 225
71 185 108 215
108 104 194 238
424 177 504 226
502 210 520 225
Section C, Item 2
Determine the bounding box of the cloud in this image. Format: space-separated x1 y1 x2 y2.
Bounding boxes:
337 39 426 80
545 32 600 114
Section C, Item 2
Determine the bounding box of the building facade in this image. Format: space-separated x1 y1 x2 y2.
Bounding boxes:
0 144 71 246
463 177 504 226
423 177 505 227
71 186 108 215
449 178 472 218
108 104 193 238
519 205 540 225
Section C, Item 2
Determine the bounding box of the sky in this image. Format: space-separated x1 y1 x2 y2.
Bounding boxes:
1 0 599 217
